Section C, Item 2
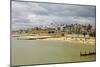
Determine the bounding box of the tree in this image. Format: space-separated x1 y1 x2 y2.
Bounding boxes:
87 24 92 32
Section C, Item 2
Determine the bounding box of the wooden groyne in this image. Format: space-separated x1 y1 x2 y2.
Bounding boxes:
80 51 96 56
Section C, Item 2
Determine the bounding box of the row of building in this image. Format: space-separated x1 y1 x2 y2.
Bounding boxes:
12 23 96 37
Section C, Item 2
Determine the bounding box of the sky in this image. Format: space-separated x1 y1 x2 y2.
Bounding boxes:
12 1 96 30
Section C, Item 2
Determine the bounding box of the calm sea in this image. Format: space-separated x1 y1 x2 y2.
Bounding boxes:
11 37 96 66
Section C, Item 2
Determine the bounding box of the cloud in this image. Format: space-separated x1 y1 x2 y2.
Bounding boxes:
38 3 96 17
12 1 96 30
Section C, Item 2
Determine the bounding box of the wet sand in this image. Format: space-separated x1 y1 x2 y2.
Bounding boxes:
42 37 95 45
12 35 95 45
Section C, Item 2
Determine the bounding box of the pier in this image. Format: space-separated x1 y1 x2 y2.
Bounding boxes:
80 51 96 56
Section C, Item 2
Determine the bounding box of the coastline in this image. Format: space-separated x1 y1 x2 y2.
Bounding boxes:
12 35 95 45
42 37 95 45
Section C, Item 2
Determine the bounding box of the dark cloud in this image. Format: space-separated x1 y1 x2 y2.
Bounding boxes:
38 3 96 17
12 1 96 30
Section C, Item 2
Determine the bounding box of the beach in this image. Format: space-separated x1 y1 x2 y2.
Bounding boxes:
43 37 95 45
13 34 95 45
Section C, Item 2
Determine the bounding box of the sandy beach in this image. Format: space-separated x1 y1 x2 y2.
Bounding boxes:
42 36 95 45
13 34 95 45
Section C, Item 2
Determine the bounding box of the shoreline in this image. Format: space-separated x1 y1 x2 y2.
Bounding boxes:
12 35 95 45
42 37 95 45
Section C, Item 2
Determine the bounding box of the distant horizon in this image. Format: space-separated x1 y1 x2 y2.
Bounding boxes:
12 1 96 31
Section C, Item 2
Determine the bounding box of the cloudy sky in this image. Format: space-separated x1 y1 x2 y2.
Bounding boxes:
12 1 96 30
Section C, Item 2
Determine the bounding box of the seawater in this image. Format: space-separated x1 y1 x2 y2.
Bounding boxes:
11 38 96 66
